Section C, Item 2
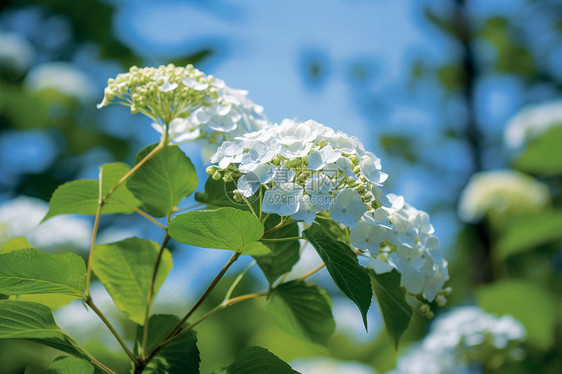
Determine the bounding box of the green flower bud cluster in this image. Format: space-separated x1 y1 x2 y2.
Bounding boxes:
97 64 215 125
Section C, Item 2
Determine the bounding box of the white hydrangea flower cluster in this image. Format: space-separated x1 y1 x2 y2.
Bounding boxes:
504 100 562 151
97 64 269 143
209 118 449 310
458 170 550 224
389 307 526 374
209 118 388 225
364 199 450 315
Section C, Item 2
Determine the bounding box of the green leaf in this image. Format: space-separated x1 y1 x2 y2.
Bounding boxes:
497 211 562 258
368 269 412 348
92 237 172 324
1 237 33 252
256 217 300 283
25 356 96 374
476 279 557 349
135 314 200 374
514 126 562 175
241 242 271 257
127 144 198 217
169 207 264 252
303 223 372 328
0 249 86 299
43 162 140 221
195 176 242 209
214 346 299 374
9 294 79 310
267 280 335 344
0 300 87 358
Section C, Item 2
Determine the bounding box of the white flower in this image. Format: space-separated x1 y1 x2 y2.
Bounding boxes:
329 189 367 228
307 145 342 170
389 307 526 374
210 118 389 225
458 169 550 223
236 164 275 197
262 183 304 216
350 219 387 254
25 62 95 102
291 195 322 224
359 154 388 185
97 64 270 144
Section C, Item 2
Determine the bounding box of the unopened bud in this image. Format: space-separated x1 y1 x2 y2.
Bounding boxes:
212 171 221 180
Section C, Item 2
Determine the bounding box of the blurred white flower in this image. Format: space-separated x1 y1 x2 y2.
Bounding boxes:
389 306 526 374
457 169 550 223
504 100 562 152
0 32 35 73
0 196 91 251
24 62 96 102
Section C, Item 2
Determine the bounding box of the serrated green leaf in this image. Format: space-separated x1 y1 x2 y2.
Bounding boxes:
92 237 172 324
303 223 372 328
256 216 300 283
267 280 335 344
1 237 33 253
25 356 96 374
213 346 299 374
477 280 557 349
368 269 412 348
135 314 199 374
169 207 264 252
0 249 86 299
0 300 87 358
43 162 140 221
127 144 198 217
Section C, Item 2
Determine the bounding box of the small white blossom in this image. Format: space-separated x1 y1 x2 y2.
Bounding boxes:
329 189 368 228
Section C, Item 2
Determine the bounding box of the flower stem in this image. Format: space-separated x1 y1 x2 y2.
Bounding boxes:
224 260 256 301
145 292 265 363
85 297 138 365
141 233 171 357
260 236 304 242
85 141 164 296
142 251 241 365
298 264 326 281
133 207 166 230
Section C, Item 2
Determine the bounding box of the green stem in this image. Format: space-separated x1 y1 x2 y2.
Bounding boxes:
224 260 256 301
85 141 165 296
297 264 325 281
141 233 171 357
63 332 116 374
260 236 304 242
146 292 265 363
144 251 241 365
86 298 138 365
133 206 166 230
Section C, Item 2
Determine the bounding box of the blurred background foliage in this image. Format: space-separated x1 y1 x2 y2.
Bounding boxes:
0 0 561 373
